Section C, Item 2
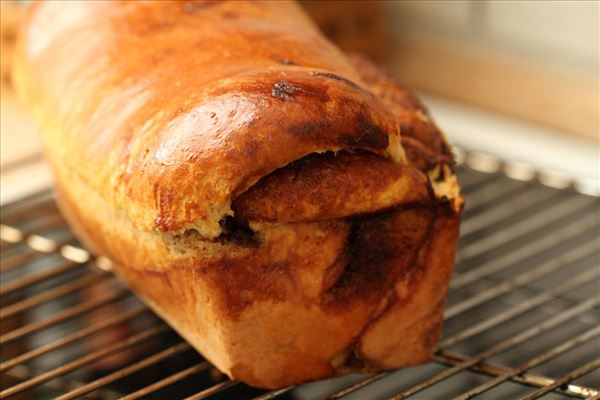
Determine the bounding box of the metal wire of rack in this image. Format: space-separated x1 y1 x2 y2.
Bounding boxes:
0 150 598 399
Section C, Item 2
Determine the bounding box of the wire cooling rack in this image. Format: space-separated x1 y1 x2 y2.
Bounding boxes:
1 151 599 399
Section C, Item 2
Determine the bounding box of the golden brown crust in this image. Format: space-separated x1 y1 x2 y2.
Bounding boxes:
15 0 463 389
13 0 406 238
233 151 431 223
349 55 455 172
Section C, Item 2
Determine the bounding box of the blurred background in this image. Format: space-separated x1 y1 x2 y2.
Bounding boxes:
1 2 599 399
1 0 598 202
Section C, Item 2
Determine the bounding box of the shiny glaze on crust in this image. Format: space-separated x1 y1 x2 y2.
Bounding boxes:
233 151 431 223
14 0 404 236
15 0 463 389
349 56 454 171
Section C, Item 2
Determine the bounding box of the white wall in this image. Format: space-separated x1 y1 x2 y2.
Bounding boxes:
386 0 599 74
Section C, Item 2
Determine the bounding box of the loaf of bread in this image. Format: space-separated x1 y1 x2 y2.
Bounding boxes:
14 0 463 389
